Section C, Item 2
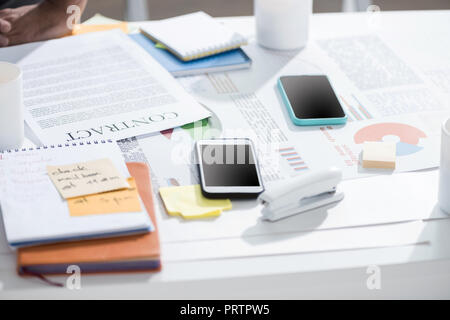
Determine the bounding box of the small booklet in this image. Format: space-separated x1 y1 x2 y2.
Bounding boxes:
0 140 153 248
140 11 247 61
130 33 251 77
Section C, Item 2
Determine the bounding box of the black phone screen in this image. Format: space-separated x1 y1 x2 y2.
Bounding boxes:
280 75 345 119
200 144 261 187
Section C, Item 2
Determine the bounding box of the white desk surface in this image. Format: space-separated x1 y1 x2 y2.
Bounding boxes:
1 11 450 299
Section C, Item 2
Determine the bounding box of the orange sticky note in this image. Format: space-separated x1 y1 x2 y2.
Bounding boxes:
71 22 128 35
68 178 142 217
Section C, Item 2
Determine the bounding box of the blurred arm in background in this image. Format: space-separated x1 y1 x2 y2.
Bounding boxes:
0 0 87 47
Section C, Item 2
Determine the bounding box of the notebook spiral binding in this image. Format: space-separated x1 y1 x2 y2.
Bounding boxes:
0 139 114 154
185 39 247 61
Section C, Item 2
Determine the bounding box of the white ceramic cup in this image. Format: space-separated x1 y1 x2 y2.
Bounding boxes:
0 62 24 150
255 0 312 50
438 118 450 214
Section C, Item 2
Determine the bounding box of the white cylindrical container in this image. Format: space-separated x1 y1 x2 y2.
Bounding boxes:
439 118 450 214
255 0 312 50
0 62 24 150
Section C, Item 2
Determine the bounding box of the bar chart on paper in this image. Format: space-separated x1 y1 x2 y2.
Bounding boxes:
339 94 373 122
278 147 309 175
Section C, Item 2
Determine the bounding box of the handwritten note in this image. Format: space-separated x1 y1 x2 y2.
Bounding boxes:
67 178 142 217
47 158 129 199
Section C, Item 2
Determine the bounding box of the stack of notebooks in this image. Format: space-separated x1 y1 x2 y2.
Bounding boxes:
0 141 160 276
134 11 252 76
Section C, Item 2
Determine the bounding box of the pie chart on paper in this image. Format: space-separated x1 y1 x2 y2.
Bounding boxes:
354 123 427 156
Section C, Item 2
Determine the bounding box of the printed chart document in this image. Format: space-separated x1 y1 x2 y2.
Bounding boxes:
18 30 210 144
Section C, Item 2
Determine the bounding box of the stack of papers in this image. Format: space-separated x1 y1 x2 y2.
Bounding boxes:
17 162 161 275
10 30 210 144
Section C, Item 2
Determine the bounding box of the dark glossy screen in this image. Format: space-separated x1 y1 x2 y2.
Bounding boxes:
200 144 261 187
280 75 345 119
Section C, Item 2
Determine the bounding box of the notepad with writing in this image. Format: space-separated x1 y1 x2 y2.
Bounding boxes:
17 162 161 275
140 11 247 61
0 141 153 248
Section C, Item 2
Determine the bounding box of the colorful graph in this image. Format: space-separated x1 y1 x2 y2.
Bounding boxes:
160 108 223 141
181 118 211 140
354 122 427 156
279 147 309 172
339 94 373 122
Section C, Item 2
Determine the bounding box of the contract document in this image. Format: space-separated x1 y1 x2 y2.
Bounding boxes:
18 30 210 144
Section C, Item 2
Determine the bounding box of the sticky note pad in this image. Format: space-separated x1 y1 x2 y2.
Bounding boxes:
159 185 232 219
68 178 141 217
362 141 396 169
71 23 128 35
47 158 129 199
155 42 167 49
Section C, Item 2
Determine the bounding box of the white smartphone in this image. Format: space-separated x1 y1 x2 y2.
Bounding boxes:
196 139 265 198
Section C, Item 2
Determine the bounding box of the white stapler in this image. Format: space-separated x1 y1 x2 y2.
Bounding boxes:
258 167 344 222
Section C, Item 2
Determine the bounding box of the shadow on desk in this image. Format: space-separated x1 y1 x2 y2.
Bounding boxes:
241 202 335 245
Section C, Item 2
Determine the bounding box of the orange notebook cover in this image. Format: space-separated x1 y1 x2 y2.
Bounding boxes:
17 162 161 275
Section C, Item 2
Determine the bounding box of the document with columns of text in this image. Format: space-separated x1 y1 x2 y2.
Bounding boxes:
19 30 210 144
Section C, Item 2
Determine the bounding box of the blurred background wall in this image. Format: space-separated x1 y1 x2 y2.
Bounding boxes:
82 0 450 21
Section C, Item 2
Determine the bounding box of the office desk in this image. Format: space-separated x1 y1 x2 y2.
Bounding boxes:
1 11 450 299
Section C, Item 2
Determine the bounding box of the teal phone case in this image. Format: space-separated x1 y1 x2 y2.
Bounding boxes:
277 78 347 126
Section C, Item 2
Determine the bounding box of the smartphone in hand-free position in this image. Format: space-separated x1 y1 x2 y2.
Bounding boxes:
278 75 347 126
196 139 264 198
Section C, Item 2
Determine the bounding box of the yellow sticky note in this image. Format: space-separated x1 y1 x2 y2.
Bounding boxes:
47 158 129 199
71 22 128 35
159 185 232 219
362 141 396 169
68 178 141 217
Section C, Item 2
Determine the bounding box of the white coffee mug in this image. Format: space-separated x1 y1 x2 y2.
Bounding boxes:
438 118 450 214
255 0 312 50
0 62 24 150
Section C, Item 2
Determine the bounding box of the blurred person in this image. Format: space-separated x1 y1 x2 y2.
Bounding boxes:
0 0 87 47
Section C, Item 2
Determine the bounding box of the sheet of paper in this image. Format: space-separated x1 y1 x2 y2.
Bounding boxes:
138 128 447 245
18 30 210 144
173 32 445 182
159 185 231 219
0 141 153 246
47 158 129 199
67 178 141 217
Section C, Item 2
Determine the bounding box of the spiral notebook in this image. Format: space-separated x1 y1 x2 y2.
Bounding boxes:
140 11 247 61
0 140 154 248
17 162 161 276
